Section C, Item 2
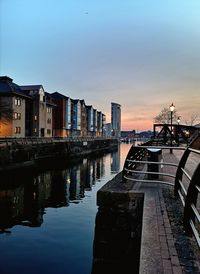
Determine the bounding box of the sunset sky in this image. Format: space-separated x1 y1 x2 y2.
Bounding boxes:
1 0 200 131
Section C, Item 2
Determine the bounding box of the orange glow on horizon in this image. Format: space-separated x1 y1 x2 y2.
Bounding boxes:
122 120 153 132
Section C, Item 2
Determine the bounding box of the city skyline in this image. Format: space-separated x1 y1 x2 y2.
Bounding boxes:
1 0 200 131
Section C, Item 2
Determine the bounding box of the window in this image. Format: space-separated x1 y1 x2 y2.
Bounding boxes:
34 115 37 121
13 112 21 120
47 129 51 135
15 127 21 134
13 112 18 119
47 118 51 124
34 128 37 133
39 88 45 102
47 107 51 113
14 98 21 106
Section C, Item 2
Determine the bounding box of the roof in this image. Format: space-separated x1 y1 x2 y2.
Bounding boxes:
111 102 121 107
0 76 31 98
51 92 70 100
71 99 80 103
80 99 86 105
20 85 43 91
85 105 92 109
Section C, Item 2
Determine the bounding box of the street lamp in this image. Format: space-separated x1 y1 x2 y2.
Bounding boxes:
169 103 175 153
176 116 181 146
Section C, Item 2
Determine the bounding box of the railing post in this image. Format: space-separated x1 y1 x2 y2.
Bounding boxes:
122 145 143 183
174 148 190 197
183 163 200 234
122 144 135 183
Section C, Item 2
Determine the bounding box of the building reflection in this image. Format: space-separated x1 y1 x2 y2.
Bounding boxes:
0 154 107 231
111 144 120 173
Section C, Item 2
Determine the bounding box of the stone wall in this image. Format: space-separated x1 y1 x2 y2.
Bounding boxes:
0 138 118 171
92 173 144 274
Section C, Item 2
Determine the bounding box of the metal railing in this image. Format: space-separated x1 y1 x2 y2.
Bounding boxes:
174 147 200 247
122 144 183 186
122 142 200 248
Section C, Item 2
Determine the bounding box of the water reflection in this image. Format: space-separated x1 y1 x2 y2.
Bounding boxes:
0 144 133 274
111 144 120 173
0 154 107 232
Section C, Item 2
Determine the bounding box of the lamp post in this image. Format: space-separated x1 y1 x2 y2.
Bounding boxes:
169 103 175 153
176 116 180 146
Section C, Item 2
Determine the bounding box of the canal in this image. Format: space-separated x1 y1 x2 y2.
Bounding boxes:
0 143 131 274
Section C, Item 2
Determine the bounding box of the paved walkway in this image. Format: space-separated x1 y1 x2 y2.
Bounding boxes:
139 184 183 273
137 149 200 274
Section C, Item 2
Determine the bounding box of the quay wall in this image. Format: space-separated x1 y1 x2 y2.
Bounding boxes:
0 138 118 172
92 172 144 274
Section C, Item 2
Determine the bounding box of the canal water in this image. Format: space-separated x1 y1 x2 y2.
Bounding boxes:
0 143 131 274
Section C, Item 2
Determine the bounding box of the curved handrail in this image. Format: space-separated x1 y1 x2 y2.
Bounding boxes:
174 148 190 197
183 162 200 246
122 140 200 247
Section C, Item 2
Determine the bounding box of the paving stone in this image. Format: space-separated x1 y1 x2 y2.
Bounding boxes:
172 266 183 274
167 239 175 248
160 235 167 243
164 269 173 274
136 150 200 273
163 259 172 270
161 249 170 259
170 255 180 266
169 247 178 257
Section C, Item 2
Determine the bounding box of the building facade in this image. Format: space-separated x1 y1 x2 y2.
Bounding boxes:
71 99 81 136
0 76 27 137
86 105 94 136
93 109 97 136
51 92 71 137
97 111 103 137
111 102 121 138
80 100 87 137
20 85 53 137
104 123 112 137
0 76 106 138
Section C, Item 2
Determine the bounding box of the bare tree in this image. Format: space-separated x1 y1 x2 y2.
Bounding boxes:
0 98 13 123
184 113 199 126
154 107 178 124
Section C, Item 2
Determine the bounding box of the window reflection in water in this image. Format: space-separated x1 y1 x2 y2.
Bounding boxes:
0 155 106 232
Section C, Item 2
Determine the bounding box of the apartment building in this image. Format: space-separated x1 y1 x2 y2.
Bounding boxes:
0 76 106 138
71 99 81 137
20 85 54 137
97 111 103 137
80 100 87 137
86 105 94 136
93 109 97 136
51 92 71 137
0 76 27 137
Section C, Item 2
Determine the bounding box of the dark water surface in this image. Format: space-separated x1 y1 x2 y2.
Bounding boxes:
0 144 131 274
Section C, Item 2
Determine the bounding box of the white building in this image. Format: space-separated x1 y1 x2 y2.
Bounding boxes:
111 102 121 138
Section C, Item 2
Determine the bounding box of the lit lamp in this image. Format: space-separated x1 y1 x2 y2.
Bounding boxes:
185 130 190 146
169 103 175 153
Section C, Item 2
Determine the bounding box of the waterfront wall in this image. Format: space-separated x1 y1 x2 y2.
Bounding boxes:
0 138 118 172
92 173 144 274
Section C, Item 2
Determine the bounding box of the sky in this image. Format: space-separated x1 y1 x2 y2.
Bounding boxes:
0 0 200 131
